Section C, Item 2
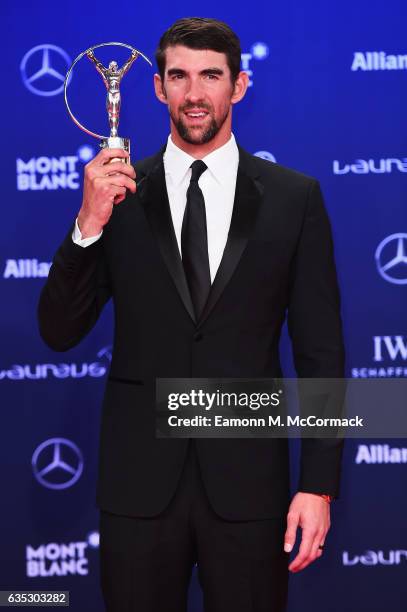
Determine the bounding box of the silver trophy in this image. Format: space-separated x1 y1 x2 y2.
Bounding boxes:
64 42 152 163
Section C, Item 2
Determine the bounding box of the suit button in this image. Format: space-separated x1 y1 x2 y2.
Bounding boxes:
194 332 203 342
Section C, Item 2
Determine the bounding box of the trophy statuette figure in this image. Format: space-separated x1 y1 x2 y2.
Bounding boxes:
64 42 152 164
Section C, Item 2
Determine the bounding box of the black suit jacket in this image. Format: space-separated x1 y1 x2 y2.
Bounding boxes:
37 144 345 520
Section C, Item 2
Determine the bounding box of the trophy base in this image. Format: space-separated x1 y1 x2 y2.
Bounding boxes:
100 137 130 164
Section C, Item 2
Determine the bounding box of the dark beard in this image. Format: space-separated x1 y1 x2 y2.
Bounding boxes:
171 107 230 145
175 115 219 145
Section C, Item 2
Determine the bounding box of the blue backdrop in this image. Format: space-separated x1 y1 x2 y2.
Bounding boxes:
1 0 406 610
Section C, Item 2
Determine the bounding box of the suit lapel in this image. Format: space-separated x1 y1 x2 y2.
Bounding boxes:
197 147 264 328
137 149 196 324
137 144 264 329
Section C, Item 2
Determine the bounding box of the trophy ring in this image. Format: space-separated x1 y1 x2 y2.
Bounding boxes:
64 42 152 164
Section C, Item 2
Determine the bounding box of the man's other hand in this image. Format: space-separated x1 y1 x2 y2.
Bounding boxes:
284 491 331 572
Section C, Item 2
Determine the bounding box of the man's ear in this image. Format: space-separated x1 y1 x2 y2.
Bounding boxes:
231 70 250 105
154 73 168 105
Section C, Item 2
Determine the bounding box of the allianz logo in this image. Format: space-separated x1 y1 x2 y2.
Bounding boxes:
355 444 407 464
351 51 407 71
0 347 111 381
4 259 51 279
333 158 407 175
343 550 407 566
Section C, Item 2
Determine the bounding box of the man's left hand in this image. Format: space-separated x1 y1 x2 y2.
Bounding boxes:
283 492 331 572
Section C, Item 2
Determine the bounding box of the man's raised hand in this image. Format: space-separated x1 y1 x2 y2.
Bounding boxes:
77 148 136 238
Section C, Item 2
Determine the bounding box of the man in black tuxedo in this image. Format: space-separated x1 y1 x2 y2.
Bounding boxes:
38 17 345 612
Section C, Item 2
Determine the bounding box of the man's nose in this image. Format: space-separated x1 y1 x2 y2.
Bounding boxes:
184 78 205 102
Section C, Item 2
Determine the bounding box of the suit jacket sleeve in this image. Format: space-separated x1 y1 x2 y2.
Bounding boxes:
37 222 111 352
287 179 346 498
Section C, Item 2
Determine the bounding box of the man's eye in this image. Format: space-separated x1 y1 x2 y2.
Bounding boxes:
205 74 218 80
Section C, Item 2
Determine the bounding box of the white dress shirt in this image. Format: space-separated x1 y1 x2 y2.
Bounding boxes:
73 133 239 283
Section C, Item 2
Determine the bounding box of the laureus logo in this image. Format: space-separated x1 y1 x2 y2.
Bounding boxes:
343 550 407 565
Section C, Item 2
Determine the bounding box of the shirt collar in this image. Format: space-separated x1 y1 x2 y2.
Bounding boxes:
163 133 239 187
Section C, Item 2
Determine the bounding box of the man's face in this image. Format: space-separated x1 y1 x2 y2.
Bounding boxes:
156 45 236 145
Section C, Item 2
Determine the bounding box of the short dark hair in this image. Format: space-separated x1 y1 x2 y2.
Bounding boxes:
155 17 242 84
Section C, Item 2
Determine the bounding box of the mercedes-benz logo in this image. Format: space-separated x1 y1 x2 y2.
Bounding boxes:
32 438 84 490
375 233 407 285
20 44 72 97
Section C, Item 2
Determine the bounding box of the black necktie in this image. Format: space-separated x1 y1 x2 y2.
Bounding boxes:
181 160 211 320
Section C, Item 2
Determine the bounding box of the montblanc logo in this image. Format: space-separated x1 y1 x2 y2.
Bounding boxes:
17 156 80 191
26 531 99 578
16 145 95 192
351 51 407 71
3 259 51 279
355 444 407 464
241 42 269 87
0 346 112 381
333 157 407 175
343 550 407 566
351 335 407 378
